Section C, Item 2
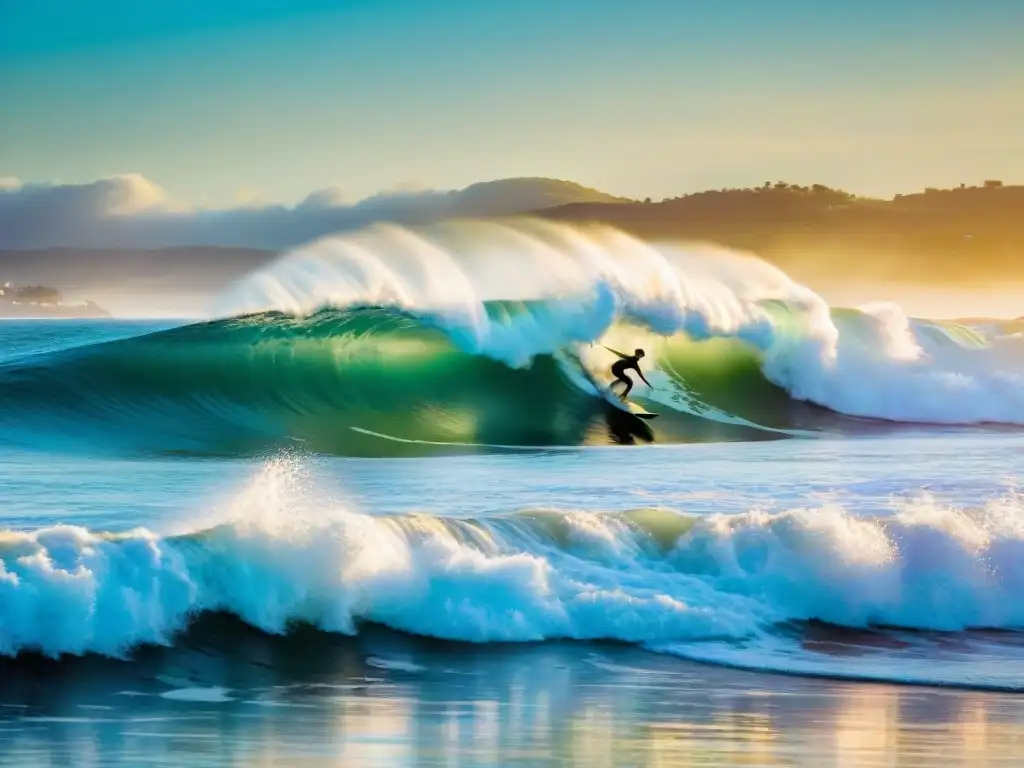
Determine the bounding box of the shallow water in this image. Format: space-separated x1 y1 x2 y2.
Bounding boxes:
4 628 1024 767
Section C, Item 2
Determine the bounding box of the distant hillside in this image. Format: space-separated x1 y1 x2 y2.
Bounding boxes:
449 177 629 216
537 181 1024 284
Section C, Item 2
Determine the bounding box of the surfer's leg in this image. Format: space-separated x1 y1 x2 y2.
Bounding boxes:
617 375 633 398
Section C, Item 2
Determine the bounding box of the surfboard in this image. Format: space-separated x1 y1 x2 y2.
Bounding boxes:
602 389 659 420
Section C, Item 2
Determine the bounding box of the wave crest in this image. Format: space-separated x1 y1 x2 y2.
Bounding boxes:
207 217 1024 427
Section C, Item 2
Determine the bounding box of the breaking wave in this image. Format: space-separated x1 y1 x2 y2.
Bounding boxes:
0 218 1021 456
3 458 1024 693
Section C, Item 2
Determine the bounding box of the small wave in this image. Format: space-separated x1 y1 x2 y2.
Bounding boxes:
656 630 1024 692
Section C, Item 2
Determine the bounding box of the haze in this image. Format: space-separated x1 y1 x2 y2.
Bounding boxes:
4 1 1022 205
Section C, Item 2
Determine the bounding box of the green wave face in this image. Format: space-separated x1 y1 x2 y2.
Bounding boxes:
0 306 811 457
657 335 804 428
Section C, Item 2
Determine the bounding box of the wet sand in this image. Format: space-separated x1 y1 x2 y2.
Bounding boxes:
1 621 1022 767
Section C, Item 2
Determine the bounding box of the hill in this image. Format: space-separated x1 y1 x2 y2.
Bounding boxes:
450 177 629 215
537 181 1024 285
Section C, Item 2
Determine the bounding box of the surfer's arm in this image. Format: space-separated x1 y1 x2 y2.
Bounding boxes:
637 368 653 387
602 345 629 359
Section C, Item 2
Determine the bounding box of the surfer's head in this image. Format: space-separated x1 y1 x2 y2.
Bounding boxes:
635 348 645 358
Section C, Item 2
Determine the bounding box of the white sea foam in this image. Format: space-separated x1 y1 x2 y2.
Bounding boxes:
2 460 1024 659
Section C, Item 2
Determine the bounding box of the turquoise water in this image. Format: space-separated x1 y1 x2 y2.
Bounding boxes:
1 317 1023 766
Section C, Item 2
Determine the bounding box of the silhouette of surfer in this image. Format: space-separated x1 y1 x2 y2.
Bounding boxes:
605 347 652 399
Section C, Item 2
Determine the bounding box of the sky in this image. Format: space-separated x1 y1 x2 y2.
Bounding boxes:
2 0 1023 208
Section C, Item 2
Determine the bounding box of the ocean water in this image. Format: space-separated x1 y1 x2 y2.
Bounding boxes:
2 222 1024 766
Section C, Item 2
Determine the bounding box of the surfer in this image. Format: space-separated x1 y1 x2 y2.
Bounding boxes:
605 347 652 399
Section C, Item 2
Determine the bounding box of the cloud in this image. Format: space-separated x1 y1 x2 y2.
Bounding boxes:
297 186 349 209
0 174 625 250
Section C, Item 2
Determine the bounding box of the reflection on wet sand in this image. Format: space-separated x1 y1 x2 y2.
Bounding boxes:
1 622 1023 766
